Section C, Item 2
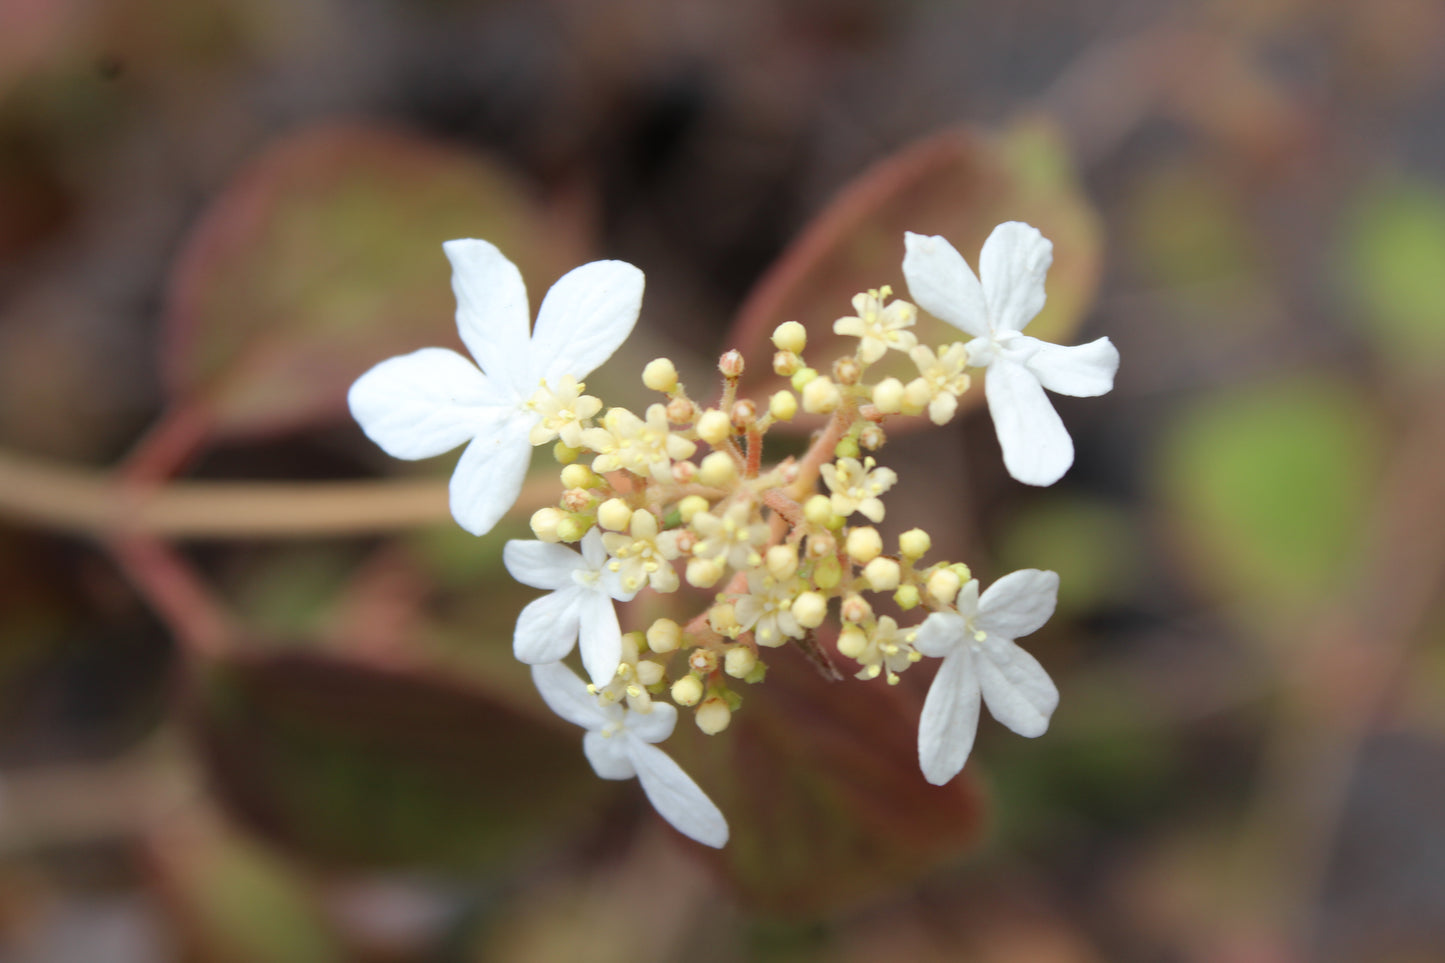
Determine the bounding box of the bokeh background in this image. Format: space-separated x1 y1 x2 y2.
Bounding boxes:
1 0 1444 960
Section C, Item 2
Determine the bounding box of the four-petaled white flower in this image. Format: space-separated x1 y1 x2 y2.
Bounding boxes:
902 223 1118 486
913 569 1060 786
532 661 729 848
349 239 643 536
504 529 639 687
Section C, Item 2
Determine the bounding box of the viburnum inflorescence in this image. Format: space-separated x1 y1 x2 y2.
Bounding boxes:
349 221 1119 848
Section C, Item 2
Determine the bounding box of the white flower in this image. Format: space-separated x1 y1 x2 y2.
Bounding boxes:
913 569 1060 785
902 223 1119 486
348 239 643 535
504 529 639 687
531 661 729 848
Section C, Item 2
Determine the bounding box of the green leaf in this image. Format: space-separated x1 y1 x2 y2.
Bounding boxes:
162 124 584 439
1342 177 1445 372
1157 377 1382 625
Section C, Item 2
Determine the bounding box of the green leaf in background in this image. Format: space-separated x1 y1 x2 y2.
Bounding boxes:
1342 176 1445 372
162 124 586 439
147 810 345 963
1157 377 1382 626
725 120 1102 425
677 644 984 916
190 649 607 873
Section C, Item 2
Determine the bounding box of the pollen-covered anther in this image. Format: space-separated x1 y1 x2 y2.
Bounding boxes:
718 350 745 379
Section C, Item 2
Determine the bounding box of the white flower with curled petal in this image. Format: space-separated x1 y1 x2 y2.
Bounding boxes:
902 223 1119 486
531 661 729 848
914 569 1060 785
504 529 639 687
348 239 643 536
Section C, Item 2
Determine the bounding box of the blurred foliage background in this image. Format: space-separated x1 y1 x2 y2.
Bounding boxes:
1 0 1443 960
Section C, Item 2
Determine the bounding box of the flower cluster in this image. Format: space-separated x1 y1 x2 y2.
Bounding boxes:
350 222 1118 848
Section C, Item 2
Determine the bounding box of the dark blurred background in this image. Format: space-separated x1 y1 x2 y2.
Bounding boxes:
1 0 1443 960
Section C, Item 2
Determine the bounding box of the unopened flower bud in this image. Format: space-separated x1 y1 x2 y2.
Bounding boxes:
834 436 860 459
774 350 802 377
708 602 740 636
899 528 931 559
803 495 834 527
790 366 818 391
686 557 724 587
560 463 597 489
530 507 565 542
840 593 872 623
772 320 807 353
718 350 745 379
927 568 962 605
666 395 695 425
872 378 905 414
697 409 732 447
765 544 798 579
834 356 862 385
697 451 737 487
813 555 842 590
863 557 901 591
671 675 703 707
562 487 592 512
801 376 841 414
553 441 581 464
724 646 757 679
597 498 633 531
671 460 697 484
642 357 679 392
730 399 757 429
636 660 665 687
647 618 682 653
846 526 883 563
903 379 932 415
678 495 709 522
837 625 868 659
769 390 798 421
950 562 973 583
696 697 732 734
556 516 588 542
793 591 827 628
894 584 921 610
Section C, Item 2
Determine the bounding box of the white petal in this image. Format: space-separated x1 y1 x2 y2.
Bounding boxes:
584 730 636 779
912 611 967 659
577 591 624 687
976 638 1059 738
978 221 1052 333
624 701 678 745
917 649 982 785
531 662 608 731
503 540 587 590
444 239 533 400
628 739 729 848
348 348 502 459
984 357 1073 486
513 589 583 664
530 260 644 384
1021 336 1119 397
901 232 990 338
448 415 532 536
976 569 1059 640
578 528 609 571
